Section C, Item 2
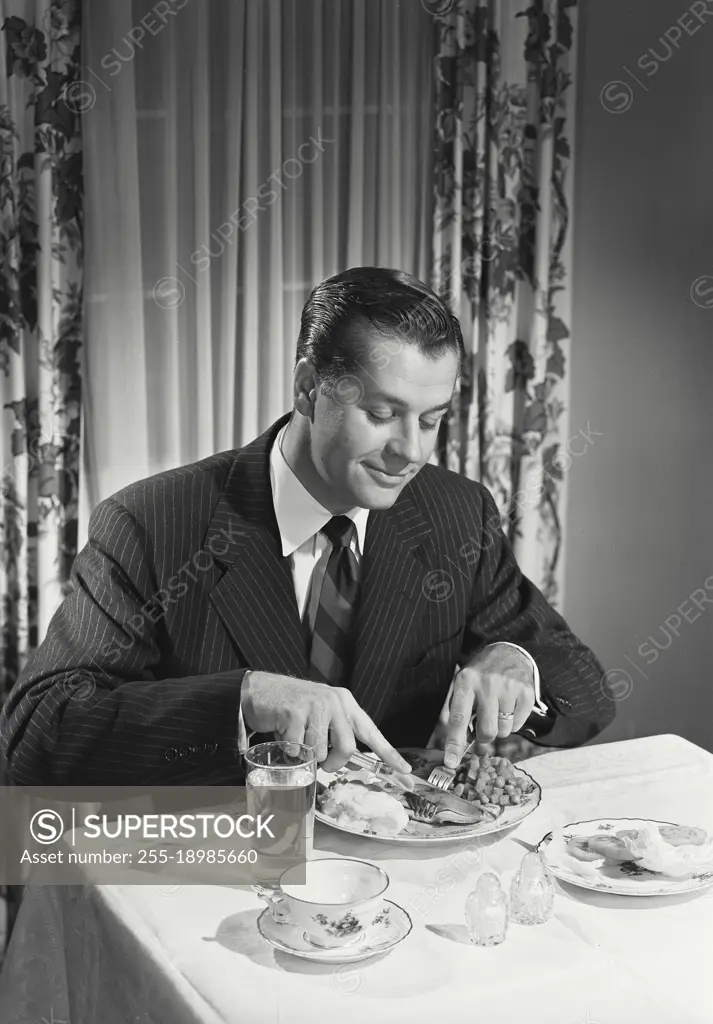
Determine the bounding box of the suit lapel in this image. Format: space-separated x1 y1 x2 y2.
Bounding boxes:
349 494 433 722
205 413 309 679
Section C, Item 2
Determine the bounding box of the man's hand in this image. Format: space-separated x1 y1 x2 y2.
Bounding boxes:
241 671 412 775
443 645 535 768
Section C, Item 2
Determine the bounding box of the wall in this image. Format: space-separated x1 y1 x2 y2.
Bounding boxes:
564 0 713 751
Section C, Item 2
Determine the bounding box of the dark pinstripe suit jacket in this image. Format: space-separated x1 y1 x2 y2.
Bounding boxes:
0 413 614 785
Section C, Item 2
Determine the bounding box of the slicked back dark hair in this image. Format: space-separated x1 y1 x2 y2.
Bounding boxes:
295 267 465 389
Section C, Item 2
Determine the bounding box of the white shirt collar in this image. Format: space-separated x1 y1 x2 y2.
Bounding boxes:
269 424 369 557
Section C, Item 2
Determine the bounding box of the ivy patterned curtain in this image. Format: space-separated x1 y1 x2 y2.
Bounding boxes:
0 0 83 715
431 0 577 609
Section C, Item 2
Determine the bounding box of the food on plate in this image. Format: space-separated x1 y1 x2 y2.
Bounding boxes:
566 837 603 862
585 836 637 863
398 750 537 810
563 824 711 874
317 777 410 836
613 826 708 848
317 752 538 837
657 825 707 847
405 788 499 825
447 752 537 809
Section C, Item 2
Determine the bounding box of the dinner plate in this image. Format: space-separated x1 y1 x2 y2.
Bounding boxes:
316 746 541 846
538 817 713 896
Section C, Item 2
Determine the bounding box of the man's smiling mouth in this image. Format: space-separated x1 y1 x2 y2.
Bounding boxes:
363 463 410 482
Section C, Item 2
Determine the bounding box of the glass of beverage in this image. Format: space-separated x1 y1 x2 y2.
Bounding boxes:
244 741 317 892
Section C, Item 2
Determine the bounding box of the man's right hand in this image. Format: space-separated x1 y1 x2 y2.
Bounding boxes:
241 671 412 775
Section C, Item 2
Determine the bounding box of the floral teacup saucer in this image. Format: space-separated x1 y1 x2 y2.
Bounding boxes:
257 899 412 963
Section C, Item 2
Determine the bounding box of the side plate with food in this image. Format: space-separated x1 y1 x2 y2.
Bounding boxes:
538 817 713 896
316 747 541 846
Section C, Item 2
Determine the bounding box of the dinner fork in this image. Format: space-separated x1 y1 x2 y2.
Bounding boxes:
403 790 483 826
426 738 478 791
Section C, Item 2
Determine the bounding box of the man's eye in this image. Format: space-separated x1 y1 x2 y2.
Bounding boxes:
366 410 442 430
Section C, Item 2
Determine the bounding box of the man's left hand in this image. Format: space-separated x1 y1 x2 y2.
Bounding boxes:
443 645 535 769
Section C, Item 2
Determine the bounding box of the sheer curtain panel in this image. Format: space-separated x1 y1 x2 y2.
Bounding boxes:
80 0 435 544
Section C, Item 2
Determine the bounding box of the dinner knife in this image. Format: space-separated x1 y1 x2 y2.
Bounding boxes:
344 749 418 789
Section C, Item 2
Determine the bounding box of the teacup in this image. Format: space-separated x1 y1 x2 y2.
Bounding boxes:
258 856 390 948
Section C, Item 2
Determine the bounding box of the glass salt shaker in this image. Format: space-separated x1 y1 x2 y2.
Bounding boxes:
509 851 555 925
465 872 508 946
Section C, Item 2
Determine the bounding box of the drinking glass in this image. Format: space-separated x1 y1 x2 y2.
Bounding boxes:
245 741 317 892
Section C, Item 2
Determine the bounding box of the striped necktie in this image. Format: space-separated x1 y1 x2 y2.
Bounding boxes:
307 515 360 687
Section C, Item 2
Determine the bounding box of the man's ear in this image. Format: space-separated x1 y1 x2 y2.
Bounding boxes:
293 359 318 418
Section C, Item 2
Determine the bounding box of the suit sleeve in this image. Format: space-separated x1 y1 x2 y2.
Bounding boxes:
460 487 616 748
0 497 246 785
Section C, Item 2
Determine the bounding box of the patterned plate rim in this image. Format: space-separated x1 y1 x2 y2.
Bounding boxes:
316 758 542 844
537 817 713 896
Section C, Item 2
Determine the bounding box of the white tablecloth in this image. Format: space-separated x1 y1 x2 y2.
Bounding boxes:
1 734 712 1024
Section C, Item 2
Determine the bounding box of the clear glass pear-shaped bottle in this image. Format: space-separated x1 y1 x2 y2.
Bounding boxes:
509 851 555 925
465 872 508 946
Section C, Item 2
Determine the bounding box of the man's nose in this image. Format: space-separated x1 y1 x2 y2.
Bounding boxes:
386 419 422 465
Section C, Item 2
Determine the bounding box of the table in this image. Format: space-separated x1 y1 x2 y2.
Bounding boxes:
1 734 712 1024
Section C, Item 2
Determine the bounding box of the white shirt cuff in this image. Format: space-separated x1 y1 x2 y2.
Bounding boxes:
238 671 256 755
238 702 249 755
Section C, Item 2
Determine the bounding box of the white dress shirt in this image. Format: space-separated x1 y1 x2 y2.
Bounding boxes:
268 425 369 630
238 425 547 751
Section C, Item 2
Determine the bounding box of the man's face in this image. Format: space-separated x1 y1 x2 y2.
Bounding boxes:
306 332 458 511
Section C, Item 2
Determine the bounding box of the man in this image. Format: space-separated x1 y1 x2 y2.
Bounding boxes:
0 268 614 785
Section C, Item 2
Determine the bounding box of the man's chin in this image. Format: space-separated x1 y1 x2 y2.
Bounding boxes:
354 484 403 510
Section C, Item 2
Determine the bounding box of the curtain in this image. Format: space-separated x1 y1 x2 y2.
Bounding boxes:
0 0 83 702
431 0 578 609
80 0 435 545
